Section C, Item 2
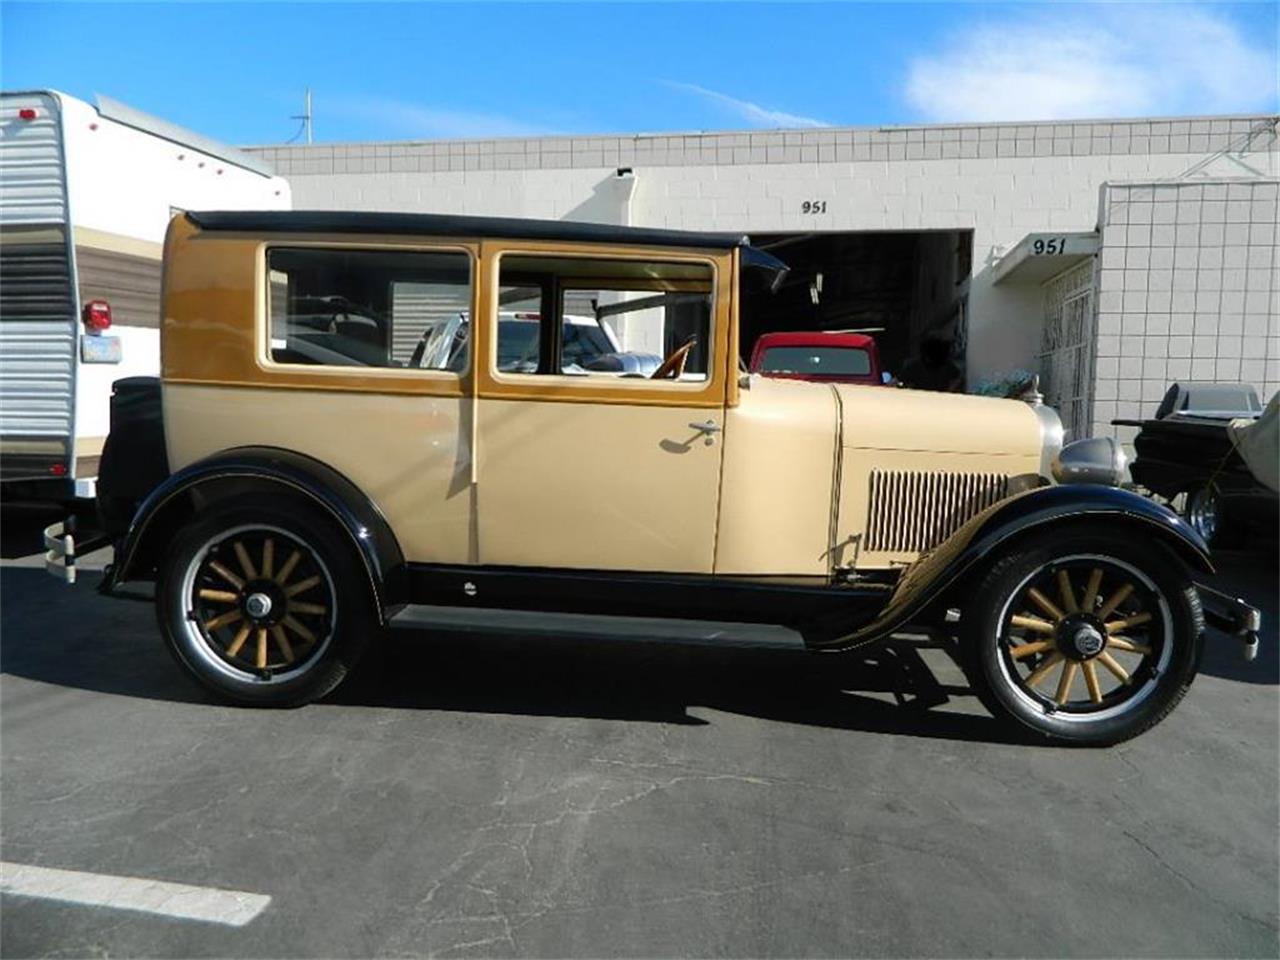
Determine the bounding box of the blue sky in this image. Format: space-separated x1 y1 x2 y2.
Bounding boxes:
3 2 1277 146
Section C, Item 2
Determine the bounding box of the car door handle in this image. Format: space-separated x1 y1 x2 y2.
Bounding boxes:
689 420 721 433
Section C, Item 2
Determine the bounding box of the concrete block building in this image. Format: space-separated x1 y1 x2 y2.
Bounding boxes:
246 114 1279 440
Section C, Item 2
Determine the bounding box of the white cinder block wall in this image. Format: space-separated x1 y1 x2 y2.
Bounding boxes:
246 115 1279 404
1095 179 1279 441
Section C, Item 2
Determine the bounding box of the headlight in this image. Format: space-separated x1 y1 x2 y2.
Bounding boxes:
1051 437 1129 486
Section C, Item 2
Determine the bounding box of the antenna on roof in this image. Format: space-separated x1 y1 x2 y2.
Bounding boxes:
288 88 313 145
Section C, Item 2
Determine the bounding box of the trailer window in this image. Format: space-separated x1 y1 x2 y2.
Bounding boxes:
266 247 471 371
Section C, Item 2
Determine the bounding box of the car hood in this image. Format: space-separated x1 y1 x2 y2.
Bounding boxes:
833 382 1043 458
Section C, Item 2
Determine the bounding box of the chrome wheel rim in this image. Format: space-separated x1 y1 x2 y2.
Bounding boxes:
995 554 1173 723
1186 487 1220 543
179 524 336 684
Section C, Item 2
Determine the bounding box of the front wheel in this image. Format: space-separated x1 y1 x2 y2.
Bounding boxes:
157 497 374 706
964 528 1203 746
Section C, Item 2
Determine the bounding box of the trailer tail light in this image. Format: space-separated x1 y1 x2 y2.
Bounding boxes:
18 108 37 121
82 299 112 332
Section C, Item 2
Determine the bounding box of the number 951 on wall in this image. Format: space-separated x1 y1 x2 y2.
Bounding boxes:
1031 236 1068 255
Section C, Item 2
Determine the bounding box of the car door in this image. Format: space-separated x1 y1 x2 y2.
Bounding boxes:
473 241 733 574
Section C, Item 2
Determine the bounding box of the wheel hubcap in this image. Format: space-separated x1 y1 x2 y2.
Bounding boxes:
999 556 1171 718
1056 612 1107 660
245 592 273 620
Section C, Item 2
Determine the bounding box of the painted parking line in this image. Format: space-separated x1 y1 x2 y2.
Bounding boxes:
0 861 270 927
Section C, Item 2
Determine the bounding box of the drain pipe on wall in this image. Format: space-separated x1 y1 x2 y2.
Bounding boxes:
613 167 637 226
604 168 640 349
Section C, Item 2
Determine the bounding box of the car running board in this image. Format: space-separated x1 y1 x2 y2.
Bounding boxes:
385 604 809 651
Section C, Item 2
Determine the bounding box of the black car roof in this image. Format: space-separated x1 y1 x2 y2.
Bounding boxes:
185 210 753 251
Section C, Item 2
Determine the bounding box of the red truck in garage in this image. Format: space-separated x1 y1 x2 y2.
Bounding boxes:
749 331 886 385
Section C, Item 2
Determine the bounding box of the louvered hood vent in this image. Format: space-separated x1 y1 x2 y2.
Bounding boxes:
865 469 1009 553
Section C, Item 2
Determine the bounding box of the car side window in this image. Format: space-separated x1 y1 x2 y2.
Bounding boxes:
493 255 714 380
266 247 471 371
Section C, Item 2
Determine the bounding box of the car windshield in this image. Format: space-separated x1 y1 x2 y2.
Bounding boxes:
760 345 872 376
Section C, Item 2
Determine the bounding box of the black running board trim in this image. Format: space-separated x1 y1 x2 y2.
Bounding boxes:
386 604 809 651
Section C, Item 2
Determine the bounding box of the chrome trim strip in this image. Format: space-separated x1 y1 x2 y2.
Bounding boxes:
1033 403 1065 480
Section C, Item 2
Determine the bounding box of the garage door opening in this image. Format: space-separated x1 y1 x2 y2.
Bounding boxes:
742 230 973 387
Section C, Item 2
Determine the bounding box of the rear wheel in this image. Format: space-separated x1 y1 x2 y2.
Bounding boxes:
157 497 374 706
964 529 1202 745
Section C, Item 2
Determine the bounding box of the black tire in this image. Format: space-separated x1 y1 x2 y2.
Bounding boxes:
963 526 1203 746
156 496 375 706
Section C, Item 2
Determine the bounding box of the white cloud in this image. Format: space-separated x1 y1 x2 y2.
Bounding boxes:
326 95 551 139
665 81 830 129
905 5 1279 122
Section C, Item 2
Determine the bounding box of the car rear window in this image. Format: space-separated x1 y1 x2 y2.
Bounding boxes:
265 247 471 371
759 345 872 376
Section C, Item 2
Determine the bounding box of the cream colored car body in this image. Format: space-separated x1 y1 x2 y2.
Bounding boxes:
167 372 1043 578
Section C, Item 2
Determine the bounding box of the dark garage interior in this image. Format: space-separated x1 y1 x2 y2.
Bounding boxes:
741 229 974 383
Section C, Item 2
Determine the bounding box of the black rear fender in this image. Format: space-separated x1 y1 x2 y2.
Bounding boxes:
106 447 407 621
815 484 1213 650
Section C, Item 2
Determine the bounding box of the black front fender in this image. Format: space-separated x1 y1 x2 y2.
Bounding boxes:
815 484 1213 650
106 447 407 619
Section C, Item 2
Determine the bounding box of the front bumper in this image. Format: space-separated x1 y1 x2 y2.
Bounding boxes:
1197 582 1264 661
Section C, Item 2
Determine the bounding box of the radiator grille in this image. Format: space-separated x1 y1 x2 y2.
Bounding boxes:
865 469 1009 553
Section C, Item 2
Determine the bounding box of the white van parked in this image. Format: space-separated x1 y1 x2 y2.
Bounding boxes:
0 89 290 507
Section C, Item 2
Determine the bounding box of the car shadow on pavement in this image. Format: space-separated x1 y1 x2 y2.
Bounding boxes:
331 630 1032 745
0 504 60 559
5 535 1272 744
0 560 1033 746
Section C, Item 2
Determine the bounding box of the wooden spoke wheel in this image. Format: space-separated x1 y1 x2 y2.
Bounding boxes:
177 523 338 686
964 529 1201 746
996 555 1173 722
159 498 373 707
185 526 335 678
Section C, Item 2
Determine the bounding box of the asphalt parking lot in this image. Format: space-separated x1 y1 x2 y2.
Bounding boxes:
1 507 1277 958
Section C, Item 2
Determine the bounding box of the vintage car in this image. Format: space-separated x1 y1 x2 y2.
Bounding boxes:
1116 383 1278 550
44 210 1262 746
749 330 885 386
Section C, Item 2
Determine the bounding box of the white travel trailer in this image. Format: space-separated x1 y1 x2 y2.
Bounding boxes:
0 89 290 505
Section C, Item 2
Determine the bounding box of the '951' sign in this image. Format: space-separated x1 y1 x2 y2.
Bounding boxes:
1032 236 1068 255
801 200 827 214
